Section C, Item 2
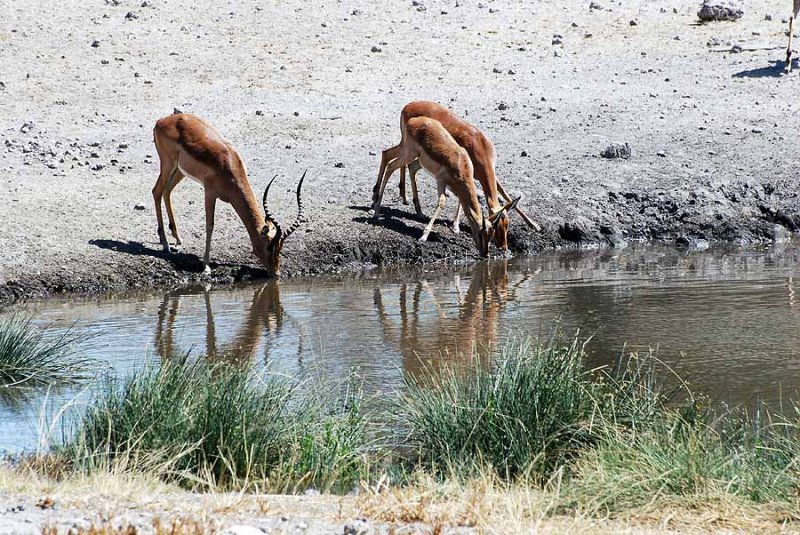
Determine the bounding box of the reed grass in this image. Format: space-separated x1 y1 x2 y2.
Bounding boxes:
62 357 372 493
0 315 92 390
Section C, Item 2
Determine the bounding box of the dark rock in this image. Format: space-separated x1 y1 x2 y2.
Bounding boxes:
600 143 631 159
370 45 382 52
559 217 600 242
343 518 370 535
91 40 100 48
698 1 743 22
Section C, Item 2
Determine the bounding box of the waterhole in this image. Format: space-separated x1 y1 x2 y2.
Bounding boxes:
2 243 800 452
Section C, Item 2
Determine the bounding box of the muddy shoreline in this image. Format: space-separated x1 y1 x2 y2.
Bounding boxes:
0 199 793 306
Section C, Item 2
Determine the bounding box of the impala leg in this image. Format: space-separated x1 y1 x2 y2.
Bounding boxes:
408 159 423 216
153 164 179 252
419 184 447 242
202 192 217 273
373 156 408 220
373 144 402 206
451 203 462 234
163 170 185 246
399 165 408 204
789 15 796 73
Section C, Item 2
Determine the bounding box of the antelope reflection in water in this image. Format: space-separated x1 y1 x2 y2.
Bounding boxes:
154 281 299 364
373 261 531 377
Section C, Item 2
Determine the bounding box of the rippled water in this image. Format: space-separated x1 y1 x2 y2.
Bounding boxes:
3 243 800 452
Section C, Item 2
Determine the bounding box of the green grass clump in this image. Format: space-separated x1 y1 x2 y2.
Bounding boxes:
568 405 800 511
0 315 91 389
397 335 635 480
63 357 371 492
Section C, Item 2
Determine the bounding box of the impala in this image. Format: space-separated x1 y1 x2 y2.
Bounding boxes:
789 0 800 72
373 101 540 251
372 116 518 257
152 113 305 276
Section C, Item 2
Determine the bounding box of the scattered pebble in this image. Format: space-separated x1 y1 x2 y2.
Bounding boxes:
133 204 146 211
343 518 370 535
370 45 382 52
551 34 563 45
334 162 345 168
91 40 100 48
497 102 508 111
600 143 632 159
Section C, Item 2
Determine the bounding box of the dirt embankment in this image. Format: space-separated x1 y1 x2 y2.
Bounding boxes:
2 0 799 305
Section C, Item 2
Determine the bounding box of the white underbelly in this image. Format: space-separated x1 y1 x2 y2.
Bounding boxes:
177 164 203 186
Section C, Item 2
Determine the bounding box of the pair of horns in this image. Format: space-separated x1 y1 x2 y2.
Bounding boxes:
262 171 306 242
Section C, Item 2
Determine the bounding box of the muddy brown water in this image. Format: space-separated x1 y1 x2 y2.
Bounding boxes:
3 243 800 452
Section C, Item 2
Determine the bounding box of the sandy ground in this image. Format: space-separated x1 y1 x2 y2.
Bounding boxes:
3 0 800 303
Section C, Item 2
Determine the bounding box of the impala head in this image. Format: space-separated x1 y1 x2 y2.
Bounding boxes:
258 171 306 277
471 196 520 258
490 209 510 251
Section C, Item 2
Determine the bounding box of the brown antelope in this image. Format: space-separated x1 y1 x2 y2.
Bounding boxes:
373 101 540 251
372 116 518 257
789 0 800 72
152 113 305 276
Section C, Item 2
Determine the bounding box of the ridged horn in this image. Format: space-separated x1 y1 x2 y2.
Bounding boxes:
262 174 281 235
281 170 307 241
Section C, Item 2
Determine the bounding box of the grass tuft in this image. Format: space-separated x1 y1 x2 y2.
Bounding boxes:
60 357 372 493
398 335 661 480
0 315 92 392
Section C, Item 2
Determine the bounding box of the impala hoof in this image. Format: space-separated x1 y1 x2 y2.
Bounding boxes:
418 236 428 243
202 264 212 274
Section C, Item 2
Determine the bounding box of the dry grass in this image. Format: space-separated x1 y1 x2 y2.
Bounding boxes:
4 462 800 534
41 516 217 535
356 472 800 534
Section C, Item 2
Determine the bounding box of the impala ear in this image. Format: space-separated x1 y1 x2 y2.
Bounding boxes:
489 196 521 227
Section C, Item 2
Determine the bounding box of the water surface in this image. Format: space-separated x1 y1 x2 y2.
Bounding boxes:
3 243 800 452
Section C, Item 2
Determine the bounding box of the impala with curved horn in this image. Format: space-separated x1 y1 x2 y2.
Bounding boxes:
152 113 305 277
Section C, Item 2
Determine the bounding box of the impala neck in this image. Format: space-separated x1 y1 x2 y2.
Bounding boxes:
455 184 486 232
231 183 269 248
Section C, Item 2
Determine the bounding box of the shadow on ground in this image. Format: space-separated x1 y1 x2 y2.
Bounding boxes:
733 60 789 79
350 204 458 243
89 239 208 272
